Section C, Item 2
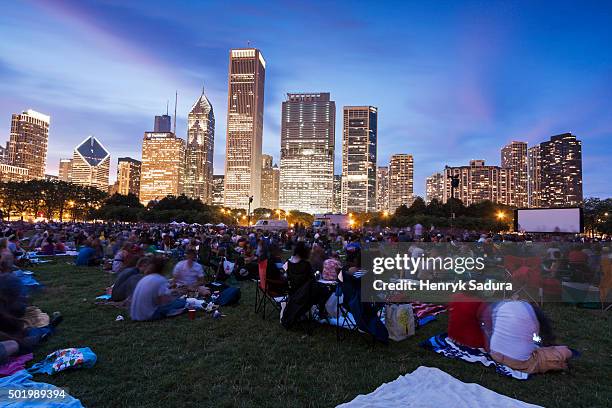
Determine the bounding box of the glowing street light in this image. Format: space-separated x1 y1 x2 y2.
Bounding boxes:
496 211 506 220
382 210 389 217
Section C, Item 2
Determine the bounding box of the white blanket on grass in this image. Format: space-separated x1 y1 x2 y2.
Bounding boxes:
337 366 542 408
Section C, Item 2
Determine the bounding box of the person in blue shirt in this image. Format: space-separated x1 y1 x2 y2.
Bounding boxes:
75 240 100 266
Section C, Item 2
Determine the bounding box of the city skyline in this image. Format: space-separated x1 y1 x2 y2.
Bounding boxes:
0 1 611 198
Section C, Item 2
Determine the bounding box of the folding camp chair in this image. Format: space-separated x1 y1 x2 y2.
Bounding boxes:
334 282 358 341
503 255 543 305
254 259 288 319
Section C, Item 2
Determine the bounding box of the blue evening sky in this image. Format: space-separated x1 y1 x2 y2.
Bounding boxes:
0 0 610 197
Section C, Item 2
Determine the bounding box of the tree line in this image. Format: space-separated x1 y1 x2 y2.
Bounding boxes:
0 179 107 221
1 180 610 235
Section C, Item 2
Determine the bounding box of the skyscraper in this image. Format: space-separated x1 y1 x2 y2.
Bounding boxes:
71 136 110 191
333 175 342 213
185 87 215 204
442 160 514 206
116 157 141 197
8 109 49 179
224 48 266 209
501 141 528 207
388 154 414 212
539 133 583 207
261 154 280 209
376 166 389 212
212 175 225 207
0 143 7 164
341 106 378 214
58 158 73 182
527 145 541 208
139 131 186 205
279 93 335 214
426 172 444 203
154 114 172 133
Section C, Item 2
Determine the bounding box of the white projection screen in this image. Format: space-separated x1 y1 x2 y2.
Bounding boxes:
514 207 583 233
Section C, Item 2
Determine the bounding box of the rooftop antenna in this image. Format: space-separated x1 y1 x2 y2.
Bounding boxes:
247 40 251 48
166 100 169 116
173 91 177 134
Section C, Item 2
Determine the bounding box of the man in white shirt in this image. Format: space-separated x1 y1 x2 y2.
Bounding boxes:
171 249 210 297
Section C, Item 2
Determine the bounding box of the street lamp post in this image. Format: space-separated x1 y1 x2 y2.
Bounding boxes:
247 196 253 227
446 166 460 233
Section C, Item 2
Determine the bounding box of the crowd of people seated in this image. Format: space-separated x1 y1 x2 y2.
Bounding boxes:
0 219 609 374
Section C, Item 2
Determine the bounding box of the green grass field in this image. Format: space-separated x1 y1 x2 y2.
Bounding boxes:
25 259 612 408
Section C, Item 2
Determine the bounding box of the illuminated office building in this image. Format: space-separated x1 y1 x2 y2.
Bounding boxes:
341 106 377 213
185 87 215 204
279 93 335 214
501 141 528 207
140 131 185 205
71 136 110 191
527 145 542 208
0 163 29 182
58 158 73 182
261 154 280 209
426 172 444 203
117 157 141 197
333 175 342 213
376 166 389 212
388 154 414 211
212 175 225 207
539 133 583 207
8 109 49 179
224 48 266 209
442 160 513 206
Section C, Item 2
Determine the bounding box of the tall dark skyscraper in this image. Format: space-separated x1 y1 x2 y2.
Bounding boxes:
341 106 378 213
154 114 172 133
185 87 215 204
279 93 335 214
539 133 583 207
224 48 266 209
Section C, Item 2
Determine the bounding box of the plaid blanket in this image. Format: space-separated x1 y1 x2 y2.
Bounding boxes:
420 333 530 380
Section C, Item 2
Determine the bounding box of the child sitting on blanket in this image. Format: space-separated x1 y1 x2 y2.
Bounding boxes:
448 295 573 374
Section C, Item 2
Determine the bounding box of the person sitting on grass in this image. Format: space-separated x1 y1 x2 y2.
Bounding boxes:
130 256 186 321
0 273 62 357
171 249 210 297
482 300 574 374
76 239 102 266
110 256 150 302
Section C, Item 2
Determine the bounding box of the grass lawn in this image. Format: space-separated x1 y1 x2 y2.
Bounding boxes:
25 259 612 408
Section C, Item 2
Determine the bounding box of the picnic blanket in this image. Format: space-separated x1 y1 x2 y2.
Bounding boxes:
13 271 41 289
0 354 33 377
0 369 84 407
336 366 541 407
420 333 530 380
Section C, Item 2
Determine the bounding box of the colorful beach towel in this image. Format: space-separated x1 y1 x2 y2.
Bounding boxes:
28 348 96 375
420 333 530 380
